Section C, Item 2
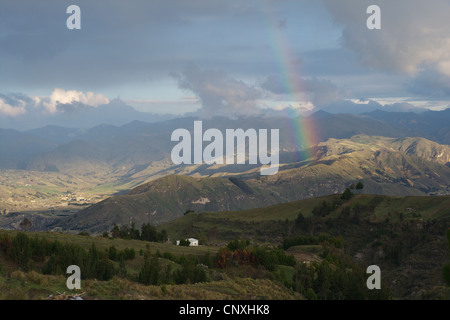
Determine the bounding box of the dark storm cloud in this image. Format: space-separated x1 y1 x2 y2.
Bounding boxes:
408 70 450 100
260 75 341 106
0 0 275 91
0 0 339 92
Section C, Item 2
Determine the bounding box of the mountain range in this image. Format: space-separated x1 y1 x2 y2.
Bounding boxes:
2 109 450 175
52 134 450 233
1 108 449 233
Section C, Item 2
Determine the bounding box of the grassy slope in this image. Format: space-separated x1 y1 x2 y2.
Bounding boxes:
1 193 449 299
0 230 301 300
155 193 450 299
50 135 450 233
0 270 302 300
56 175 286 233
158 194 450 243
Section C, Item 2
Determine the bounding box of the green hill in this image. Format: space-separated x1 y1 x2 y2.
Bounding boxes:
158 193 450 299
1 193 449 299
50 135 450 233
55 175 286 233
158 193 450 244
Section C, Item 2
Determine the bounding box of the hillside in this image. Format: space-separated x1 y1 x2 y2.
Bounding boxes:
157 193 450 299
0 230 304 300
158 194 450 243
259 135 450 200
1 110 449 215
2 194 449 300
45 135 450 234
0 128 57 169
53 175 287 233
364 109 450 144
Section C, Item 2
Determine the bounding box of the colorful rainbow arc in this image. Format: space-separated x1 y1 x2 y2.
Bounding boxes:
259 3 317 157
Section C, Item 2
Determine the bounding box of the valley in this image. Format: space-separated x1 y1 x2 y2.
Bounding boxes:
2 132 450 233
0 110 449 300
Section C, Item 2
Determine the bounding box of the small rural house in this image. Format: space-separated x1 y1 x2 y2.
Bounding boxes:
176 238 199 246
187 238 198 246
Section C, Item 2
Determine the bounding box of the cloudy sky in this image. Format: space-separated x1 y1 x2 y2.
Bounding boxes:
1 0 450 124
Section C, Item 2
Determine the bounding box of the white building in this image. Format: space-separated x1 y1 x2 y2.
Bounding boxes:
176 238 199 246
187 238 198 246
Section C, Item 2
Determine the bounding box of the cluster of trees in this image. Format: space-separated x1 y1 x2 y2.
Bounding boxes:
107 245 135 261
251 247 296 271
216 248 256 269
292 249 390 300
0 232 135 281
42 243 116 281
0 232 55 271
137 248 209 286
312 201 339 218
109 222 168 243
282 233 344 250
341 181 364 201
217 240 295 271
153 250 214 268
227 239 250 251
293 195 374 236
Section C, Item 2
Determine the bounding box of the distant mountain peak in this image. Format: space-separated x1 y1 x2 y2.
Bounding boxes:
308 109 332 118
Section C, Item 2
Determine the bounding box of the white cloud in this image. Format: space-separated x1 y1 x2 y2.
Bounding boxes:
42 88 110 113
0 98 26 117
323 0 450 76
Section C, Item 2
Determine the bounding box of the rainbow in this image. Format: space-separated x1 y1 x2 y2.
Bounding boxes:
259 3 317 157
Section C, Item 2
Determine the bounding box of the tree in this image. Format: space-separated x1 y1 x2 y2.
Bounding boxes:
111 224 120 238
174 262 207 284
216 248 233 269
340 188 354 201
10 232 32 270
119 225 131 239
108 245 119 261
159 229 168 243
227 239 250 251
118 257 127 278
355 181 364 193
295 211 305 227
130 222 140 240
179 238 190 246
138 255 160 285
141 223 158 242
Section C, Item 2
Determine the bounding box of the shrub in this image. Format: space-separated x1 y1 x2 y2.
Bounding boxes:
226 239 250 251
10 233 32 271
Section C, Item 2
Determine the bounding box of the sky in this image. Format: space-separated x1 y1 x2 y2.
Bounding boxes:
1 0 450 125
